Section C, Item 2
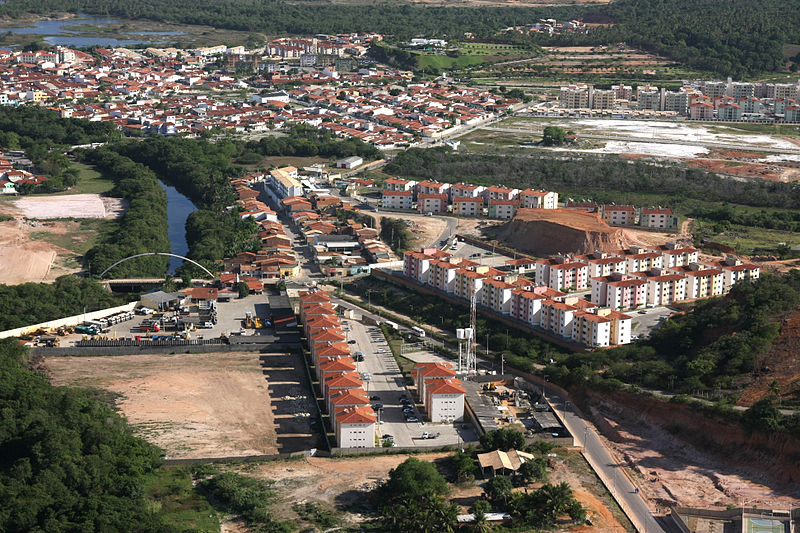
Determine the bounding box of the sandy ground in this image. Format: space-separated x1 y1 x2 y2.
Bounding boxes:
593 405 800 510
14 193 123 219
407 215 447 249
0 194 125 284
44 351 310 459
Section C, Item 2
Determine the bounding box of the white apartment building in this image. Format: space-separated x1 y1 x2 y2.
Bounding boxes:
381 190 413 209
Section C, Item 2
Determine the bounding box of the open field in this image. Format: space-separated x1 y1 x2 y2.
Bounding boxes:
44 351 319 459
14 193 125 219
61 162 116 195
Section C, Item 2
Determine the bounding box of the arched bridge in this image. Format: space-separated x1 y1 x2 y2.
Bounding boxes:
99 252 215 279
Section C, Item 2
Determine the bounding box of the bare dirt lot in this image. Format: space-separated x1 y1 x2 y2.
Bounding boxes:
45 351 319 459
14 193 123 219
248 450 627 529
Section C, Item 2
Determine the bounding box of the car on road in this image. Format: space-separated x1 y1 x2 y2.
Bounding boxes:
370 395 381 401
382 434 394 441
348 339 357 344
638 310 647 314
355 354 365 362
405 416 419 422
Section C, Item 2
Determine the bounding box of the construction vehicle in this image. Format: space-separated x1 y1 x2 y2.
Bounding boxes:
254 317 263 329
245 311 254 328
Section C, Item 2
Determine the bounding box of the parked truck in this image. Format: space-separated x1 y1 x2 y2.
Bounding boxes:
244 311 254 328
75 324 99 336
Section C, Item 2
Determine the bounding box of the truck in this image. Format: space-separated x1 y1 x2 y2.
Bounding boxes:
244 311 254 328
75 324 99 336
383 320 399 331
421 432 440 440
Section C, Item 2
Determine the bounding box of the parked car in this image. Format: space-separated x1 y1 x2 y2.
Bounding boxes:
370 395 381 401
348 339 357 344
406 416 419 422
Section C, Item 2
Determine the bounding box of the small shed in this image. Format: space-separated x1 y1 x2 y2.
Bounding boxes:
140 291 187 311
477 449 535 477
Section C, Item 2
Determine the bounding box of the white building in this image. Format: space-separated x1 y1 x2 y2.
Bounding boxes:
335 406 376 448
381 190 413 210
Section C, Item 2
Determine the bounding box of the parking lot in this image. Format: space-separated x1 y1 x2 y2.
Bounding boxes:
343 317 476 448
448 241 513 269
630 305 674 340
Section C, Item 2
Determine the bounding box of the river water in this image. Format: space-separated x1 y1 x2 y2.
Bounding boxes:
160 182 196 275
1 15 184 47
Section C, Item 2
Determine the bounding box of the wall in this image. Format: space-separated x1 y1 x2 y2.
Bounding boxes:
0 302 138 339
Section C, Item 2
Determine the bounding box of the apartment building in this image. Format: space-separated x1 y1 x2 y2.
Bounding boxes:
637 89 661 111
416 180 451 197
481 278 515 315
671 264 725 299
488 199 518 220
559 84 591 108
428 258 461 293
663 90 689 115
690 102 714 120
381 190 413 209
654 243 699 268
642 271 687 306
267 168 303 199
535 256 589 291
706 256 760 292
425 379 466 422
581 254 627 285
640 208 678 230
612 84 633 101
417 193 449 214
602 205 636 226
592 89 616 109
452 196 483 216
383 177 416 193
519 189 558 209
484 185 519 204
718 103 743 121
449 182 485 200
336 406 376 448
572 311 612 347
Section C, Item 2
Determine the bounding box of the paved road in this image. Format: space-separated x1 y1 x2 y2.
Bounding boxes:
544 388 669 533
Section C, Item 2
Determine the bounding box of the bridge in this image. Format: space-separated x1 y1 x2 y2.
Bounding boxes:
102 278 210 290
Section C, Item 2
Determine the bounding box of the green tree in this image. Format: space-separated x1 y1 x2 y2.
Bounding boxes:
485 475 513 506
518 458 548 484
541 126 567 146
480 428 525 452
451 451 478 482
237 281 250 298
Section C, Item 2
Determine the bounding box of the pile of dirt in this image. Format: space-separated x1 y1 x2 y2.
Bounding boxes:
737 305 800 407
498 208 628 255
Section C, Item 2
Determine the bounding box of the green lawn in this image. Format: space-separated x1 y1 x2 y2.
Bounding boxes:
144 466 219 533
711 225 800 253
60 161 116 195
417 53 489 71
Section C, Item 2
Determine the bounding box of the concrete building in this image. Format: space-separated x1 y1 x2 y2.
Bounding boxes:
602 205 636 226
335 405 376 448
452 196 483 216
383 177 416 192
559 84 591 108
488 199 518 220
425 379 466 422
640 207 678 230
519 189 558 209
381 190 413 209
663 90 689 115
592 89 616 109
417 193 449 214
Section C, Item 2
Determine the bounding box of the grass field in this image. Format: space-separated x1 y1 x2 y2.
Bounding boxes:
29 218 113 256
144 466 219 533
710 225 800 253
418 53 489 70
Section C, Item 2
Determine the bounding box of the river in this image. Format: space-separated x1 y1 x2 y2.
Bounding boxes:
160 182 196 275
1 15 184 47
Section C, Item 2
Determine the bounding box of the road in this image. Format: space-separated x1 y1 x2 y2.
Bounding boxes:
544 388 669 533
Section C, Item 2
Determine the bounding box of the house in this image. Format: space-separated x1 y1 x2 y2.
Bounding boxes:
477 449 536 477
336 156 363 169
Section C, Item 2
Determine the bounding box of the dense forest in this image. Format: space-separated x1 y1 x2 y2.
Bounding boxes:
0 107 121 191
245 124 381 161
0 276 125 330
1 0 797 76
0 339 168 531
385 147 800 211
80 148 170 277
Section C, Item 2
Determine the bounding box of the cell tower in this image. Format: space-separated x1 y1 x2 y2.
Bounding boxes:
457 287 478 376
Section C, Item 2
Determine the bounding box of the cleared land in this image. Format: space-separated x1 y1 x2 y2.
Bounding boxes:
14 193 124 219
45 351 318 459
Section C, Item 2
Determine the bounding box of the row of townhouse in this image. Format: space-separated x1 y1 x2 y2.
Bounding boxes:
299 290 376 448
412 362 466 422
382 178 557 219
403 248 633 348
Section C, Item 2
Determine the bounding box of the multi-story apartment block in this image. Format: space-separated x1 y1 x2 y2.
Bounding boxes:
638 89 662 111
592 89 616 109
618 248 663 274
612 84 633 101
267 168 303 199
653 243 699 267
559 84 591 108
383 177 416 193
602 205 636 226
425 379 466 422
690 102 714 120
738 97 762 115
702 81 728 99
414 362 457 401
581 254 628 285
519 189 558 209
404 250 435 283
639 208 678 230
416 180 451 197
488 199 518 220
428 258 461 293
706 256 760 292
484 185 519 204
481 278 515 315
639 271 687 306
663 90 689 115
718 103 743 121
452 196 483 216
671 264 724 299
572 311 612 347
417 193 448 214
786 106 800 122
535 256 589 291
540 299 577 338
449 182 484 200
335 406 376 448
381 190 413 209
731 82 755 99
